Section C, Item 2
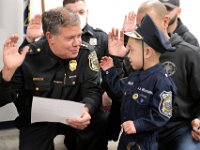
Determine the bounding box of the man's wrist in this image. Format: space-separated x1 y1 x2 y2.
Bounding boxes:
2 67 16 81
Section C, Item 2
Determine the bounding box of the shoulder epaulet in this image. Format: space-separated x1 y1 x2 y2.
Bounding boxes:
18 43 41 55
80 41 95 52
81 41 99 72
27 43 42 55
93 28 107 33
94 28 104 32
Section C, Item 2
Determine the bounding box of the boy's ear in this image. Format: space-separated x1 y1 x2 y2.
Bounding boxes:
145 46 153 58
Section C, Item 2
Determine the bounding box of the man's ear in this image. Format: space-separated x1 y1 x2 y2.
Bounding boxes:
45 32 54 45
177 7 181 16
163 15 170 29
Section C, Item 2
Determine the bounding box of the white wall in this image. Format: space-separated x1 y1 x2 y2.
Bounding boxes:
0 0 24 69
0 0 200 122
178 0 200 41
26 0 200 41
0 0 23 122
87 0 200 41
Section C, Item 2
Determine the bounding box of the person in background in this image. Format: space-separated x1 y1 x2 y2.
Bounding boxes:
113 1 200 149
100 14 176 150
63 0 109 60
0 7 107 150
63 1 123 148
159 0 199 46
24 0 109 60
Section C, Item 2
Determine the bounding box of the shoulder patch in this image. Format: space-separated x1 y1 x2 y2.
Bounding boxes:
81 41 99 71
159 91 172 118
88 51 100 72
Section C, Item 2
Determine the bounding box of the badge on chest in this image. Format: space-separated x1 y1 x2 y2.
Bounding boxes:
69 60 77 72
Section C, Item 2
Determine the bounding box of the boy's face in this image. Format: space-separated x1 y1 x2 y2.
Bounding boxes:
127 38 143 70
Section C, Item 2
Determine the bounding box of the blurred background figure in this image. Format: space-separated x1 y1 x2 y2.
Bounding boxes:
159 0 199 46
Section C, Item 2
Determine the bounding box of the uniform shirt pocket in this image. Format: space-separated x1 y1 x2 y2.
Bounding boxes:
25 80 52 97
133 92 152 117
134 92 151 106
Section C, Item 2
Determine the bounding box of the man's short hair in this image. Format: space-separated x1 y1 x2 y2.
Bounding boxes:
42 7 80 35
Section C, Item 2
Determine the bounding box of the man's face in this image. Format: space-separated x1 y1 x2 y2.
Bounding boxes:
64 1 87 29
64 1 88 18
165 6 179 26
48 24 82 59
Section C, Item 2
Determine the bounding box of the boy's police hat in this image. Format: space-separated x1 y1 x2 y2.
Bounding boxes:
124 14 175 53
159 0 180 9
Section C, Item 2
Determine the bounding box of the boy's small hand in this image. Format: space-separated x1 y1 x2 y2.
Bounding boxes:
100 56 114 71
121 120 136 134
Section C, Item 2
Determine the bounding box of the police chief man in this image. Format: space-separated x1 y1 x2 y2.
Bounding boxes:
0 7 107 150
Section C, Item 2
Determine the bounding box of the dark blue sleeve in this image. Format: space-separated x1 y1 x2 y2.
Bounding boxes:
0 71 18 107
102 67 126 101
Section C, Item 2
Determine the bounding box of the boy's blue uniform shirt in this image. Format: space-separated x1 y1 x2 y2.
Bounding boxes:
103 64 176 133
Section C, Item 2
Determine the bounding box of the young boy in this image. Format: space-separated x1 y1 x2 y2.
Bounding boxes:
100 14 176 150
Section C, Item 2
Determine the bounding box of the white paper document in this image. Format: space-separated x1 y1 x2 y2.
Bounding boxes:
0 103 18 121
31 96 85 124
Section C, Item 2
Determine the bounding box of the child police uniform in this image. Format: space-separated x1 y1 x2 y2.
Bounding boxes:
102 14 176 150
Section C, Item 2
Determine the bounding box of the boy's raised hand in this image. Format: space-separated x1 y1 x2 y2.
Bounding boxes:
108 28 128 57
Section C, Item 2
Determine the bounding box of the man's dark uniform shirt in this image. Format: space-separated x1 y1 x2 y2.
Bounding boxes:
82 23 108 60
0 38 102 128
